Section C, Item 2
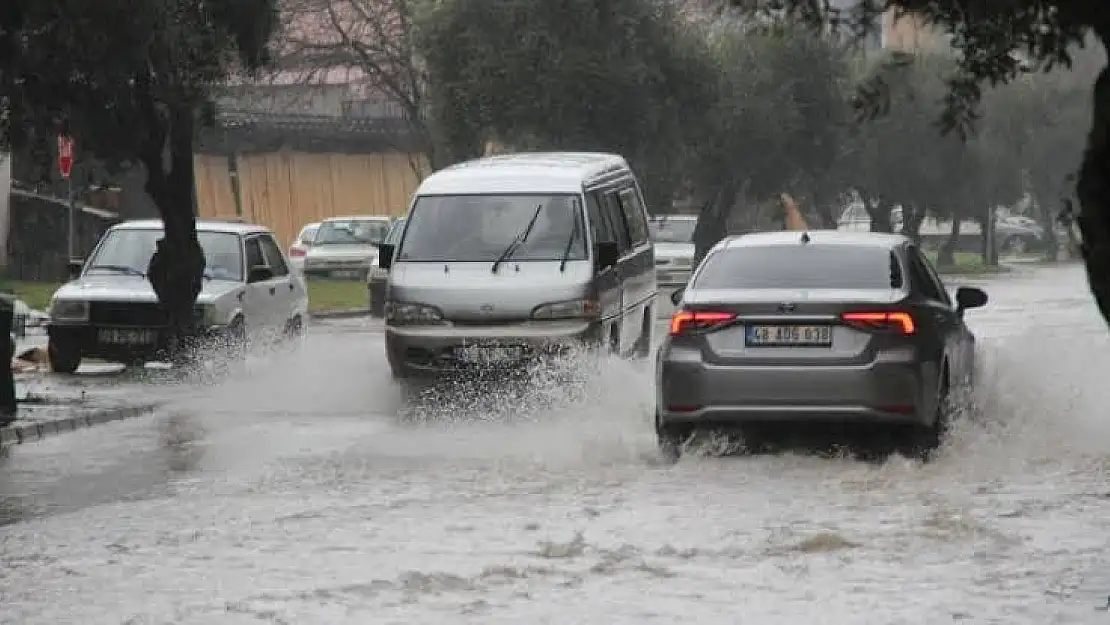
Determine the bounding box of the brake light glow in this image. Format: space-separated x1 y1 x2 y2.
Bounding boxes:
840 311 915 335
289 247 306 258
669 310 737 335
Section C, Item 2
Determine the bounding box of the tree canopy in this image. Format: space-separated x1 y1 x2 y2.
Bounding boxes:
1 0 278 334
722 0 1110 327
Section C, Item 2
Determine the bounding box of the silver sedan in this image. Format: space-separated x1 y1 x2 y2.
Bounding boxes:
655 230 988 459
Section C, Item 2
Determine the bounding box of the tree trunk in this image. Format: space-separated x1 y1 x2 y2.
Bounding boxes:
868 198 894 233
0 299 15 426
937 217 961 267
1077 52 1110 326
140 101 205 356
900 204 926 242
693 183 736 267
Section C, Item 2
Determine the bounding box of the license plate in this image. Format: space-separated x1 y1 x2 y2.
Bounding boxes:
455 345 525 365
330 269 362 279
745 324 832 347
98 328 157 345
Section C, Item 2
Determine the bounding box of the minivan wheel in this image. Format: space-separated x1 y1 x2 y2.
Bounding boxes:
48 337 81 374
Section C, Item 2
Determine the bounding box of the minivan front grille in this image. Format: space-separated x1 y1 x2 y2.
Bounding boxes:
89 302 169 327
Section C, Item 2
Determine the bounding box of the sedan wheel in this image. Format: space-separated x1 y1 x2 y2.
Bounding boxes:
900 377 950 461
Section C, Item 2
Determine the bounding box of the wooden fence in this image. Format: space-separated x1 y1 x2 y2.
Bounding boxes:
194 151 424 247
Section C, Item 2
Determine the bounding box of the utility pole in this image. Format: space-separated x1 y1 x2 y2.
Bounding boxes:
57 135 76 263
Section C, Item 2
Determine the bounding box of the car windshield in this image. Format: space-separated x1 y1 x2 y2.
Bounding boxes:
85 228 245 281
693 244 904 290
298 225 319 244
649 218 696 243
384 219 406 245
315 219 389 245
397 194 587 262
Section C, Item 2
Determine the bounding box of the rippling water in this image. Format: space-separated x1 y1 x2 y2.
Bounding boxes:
4 266 1110 624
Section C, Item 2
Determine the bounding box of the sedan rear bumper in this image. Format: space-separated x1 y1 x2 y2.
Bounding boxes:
658 356 929 427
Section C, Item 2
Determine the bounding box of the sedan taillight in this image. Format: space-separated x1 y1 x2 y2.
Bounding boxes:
289 247 306 258
840 311 916 335
670 310 737 336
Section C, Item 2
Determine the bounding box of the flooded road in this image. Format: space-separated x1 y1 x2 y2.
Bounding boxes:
4 264 1110 624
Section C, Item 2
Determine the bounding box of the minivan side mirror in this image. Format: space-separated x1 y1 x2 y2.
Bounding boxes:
594 241 619 270
248 265 274 283
67 259 84 280
378 243 395 269
955 286 988 313
669 288 684 306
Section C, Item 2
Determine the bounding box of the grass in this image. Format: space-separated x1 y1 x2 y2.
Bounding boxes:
923 251 1009 276
0 278 369 314
1 281 59 311
305 278 368 313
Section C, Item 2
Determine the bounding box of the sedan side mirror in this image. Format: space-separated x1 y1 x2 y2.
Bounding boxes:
67 259 84 280
378 243 395 269
955 286 988 313
248 265 274 283
594 241 619 270
669 288 684 306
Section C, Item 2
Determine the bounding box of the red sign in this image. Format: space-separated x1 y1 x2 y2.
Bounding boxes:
57 136 74 179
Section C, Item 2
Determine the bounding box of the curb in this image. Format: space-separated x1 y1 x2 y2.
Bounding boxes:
0 403 162 446
309 308 373 319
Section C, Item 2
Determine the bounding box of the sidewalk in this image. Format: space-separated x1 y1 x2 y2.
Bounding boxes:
2 329 162 445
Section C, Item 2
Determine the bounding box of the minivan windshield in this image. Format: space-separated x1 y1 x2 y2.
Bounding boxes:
85 228 245 281
397 194 587 262
649 217 696 243
315 219 390 245
693 244 904 290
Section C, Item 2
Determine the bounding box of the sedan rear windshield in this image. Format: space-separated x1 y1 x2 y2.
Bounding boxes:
692 244 904 290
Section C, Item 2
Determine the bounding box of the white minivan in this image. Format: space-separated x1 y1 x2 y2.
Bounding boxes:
378 152 657 378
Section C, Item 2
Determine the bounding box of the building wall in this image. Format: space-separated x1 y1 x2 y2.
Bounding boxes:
882 10 949 52
194 151 424 248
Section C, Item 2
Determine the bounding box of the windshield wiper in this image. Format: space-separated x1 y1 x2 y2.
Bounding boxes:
88 264 145 277
491 203 543 274
559 209 582 272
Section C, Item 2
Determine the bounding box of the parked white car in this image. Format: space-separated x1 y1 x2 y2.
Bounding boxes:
649 214 697 287
303 215 392 280
46 219 309 372
288 221 320 273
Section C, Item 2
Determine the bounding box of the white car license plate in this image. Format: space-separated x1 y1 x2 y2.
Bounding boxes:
455 345 524 365
745 324 832 347
98 328 157 345
330 269 362 279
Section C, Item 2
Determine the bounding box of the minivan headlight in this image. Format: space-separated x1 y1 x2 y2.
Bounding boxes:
50 299 89 322
531 298 600 320
385 301 444 325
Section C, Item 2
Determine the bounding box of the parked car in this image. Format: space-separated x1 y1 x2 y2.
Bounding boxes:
378 151 656 379
656 230 987 460
303 216 392 280
288 222 320 273
46 219 309 372
649 214 697 287
368 217 406 318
